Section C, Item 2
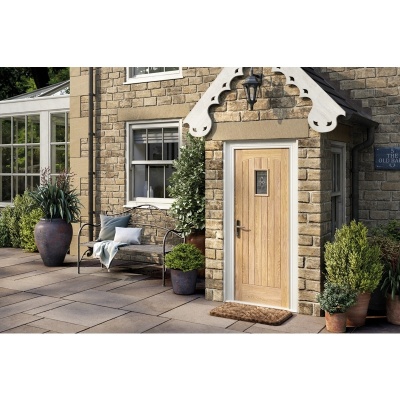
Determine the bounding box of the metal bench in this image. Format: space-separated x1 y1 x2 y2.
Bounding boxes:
76 204 184 286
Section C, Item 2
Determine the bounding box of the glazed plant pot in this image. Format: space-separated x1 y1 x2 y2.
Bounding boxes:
386 295 400 325
325 312 347 333
170 269 198 295
34 218 73 266
346 292 371 327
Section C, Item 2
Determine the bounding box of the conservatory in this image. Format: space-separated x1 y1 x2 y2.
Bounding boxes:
0 80 69 205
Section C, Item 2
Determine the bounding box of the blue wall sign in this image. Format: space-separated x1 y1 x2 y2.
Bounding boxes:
375 147 400 170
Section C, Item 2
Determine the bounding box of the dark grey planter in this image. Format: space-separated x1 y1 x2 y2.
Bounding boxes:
170 269 198 295
34 218 73 266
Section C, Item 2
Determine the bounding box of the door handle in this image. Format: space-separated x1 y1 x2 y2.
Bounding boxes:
236 220 248 237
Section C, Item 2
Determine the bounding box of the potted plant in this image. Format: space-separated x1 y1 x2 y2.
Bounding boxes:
165 243 205 295
167 133 205 277
167 133 205 246
29 168 82 266
317 281 358 333
324 220 383 327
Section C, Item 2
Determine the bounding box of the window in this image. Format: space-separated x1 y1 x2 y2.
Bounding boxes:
331 142 346 238
0 115 41 201
50 112 70 175
126 67 182 84
127 120 180 207
0 111 69 204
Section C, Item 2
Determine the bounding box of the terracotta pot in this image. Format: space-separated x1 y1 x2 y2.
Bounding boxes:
346 292 371 327
34 218 73 266
386 295 400 325
325 312 347 333
186 229 205 278
170 269 198 295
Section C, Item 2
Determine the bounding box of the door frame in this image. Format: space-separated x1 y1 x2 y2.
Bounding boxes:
223 140 298 311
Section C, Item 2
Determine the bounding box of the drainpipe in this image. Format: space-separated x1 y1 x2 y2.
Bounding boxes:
351 122 378 221
88 67 94 241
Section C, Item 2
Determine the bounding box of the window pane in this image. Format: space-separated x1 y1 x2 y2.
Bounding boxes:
149 166 164 198
149 67 164 74
149 143 163 161
165 67 179 72
27 115 40 143
1 176 11 201
165 164 174 198
52 144 66 173
13 147 25 173
135 67 148 75
13 176 25 197
13 116 25 144
1 147 12 173
0 118 12 144
51 113 66 142
27 146 40 173
27 175 40 191
133 165 146 197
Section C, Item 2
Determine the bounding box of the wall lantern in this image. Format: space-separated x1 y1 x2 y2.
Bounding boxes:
243 67 263 110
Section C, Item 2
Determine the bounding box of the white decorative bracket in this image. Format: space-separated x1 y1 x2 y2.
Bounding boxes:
183 67 244 137
272 67 346 133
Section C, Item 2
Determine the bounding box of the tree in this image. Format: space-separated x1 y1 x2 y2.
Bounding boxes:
0 67 69 100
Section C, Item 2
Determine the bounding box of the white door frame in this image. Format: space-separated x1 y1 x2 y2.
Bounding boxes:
223 140 298 312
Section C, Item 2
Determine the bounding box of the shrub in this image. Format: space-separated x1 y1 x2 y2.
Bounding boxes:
20 208 43 252
324 220 383 293
317 281 358 314
165 243 205 272
0 206 13 247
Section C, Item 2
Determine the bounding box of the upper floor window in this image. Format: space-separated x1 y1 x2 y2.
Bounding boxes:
126 67 182 84
126 120 181 208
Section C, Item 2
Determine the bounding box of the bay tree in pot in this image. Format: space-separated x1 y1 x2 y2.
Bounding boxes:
165 243 205 295
324 220 383 327
29 168 82 266
317 281 358 333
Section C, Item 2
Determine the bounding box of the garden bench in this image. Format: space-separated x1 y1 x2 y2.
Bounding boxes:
77 204 184 286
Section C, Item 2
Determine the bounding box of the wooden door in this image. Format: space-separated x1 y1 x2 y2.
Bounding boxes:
234 148 290 308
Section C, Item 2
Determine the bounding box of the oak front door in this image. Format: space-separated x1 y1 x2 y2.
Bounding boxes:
234 148 290 308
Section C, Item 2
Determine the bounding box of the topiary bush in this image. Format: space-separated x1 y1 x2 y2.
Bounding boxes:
167 133 205 236
324 220 384 294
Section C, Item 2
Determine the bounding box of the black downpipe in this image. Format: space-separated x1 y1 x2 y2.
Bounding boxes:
351 125 376 221
88 68 94 241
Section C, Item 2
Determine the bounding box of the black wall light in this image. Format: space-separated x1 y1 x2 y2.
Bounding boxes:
243 67 263 110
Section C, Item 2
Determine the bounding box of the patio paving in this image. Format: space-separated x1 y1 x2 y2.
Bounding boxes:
0 247 399 334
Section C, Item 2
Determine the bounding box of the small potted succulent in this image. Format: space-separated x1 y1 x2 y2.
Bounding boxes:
317 281 358 333
29 168 82 266
165 243 205 295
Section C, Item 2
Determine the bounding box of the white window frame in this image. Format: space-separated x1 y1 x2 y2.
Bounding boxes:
125 67 182 84
331 141 346 238
125 119 182 209
0 96 69 206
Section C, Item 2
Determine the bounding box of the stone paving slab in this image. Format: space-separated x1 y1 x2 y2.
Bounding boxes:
109 278 171 300
27 275 118 297
0 292 40 307
4 325 49 333
0 313 43 333
64 289 139 308
146 319 243 334
81 311 169 333
36 302 129 327
29 318 87 333
23 299 73 315
0 296 64 319
0 287 19 298
160 298 238 329
122 290 202 316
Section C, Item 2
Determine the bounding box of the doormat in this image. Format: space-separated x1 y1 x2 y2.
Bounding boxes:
210 302 293 326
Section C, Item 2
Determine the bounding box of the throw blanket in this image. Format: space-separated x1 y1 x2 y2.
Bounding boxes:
93 240 127 270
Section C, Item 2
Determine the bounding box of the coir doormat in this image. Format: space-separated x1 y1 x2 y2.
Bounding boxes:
210 302 292 326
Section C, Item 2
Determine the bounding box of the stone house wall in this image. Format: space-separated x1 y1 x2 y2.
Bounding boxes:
70 66 395 316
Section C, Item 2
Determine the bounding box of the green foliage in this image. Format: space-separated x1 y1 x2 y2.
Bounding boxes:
324 220 383 293
0 191 43 250
29 168 82 224
371 221 400 299
20 208 43 252
317 281 358 314
0 206 13 247
167 133 205 235
165 243 205 271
